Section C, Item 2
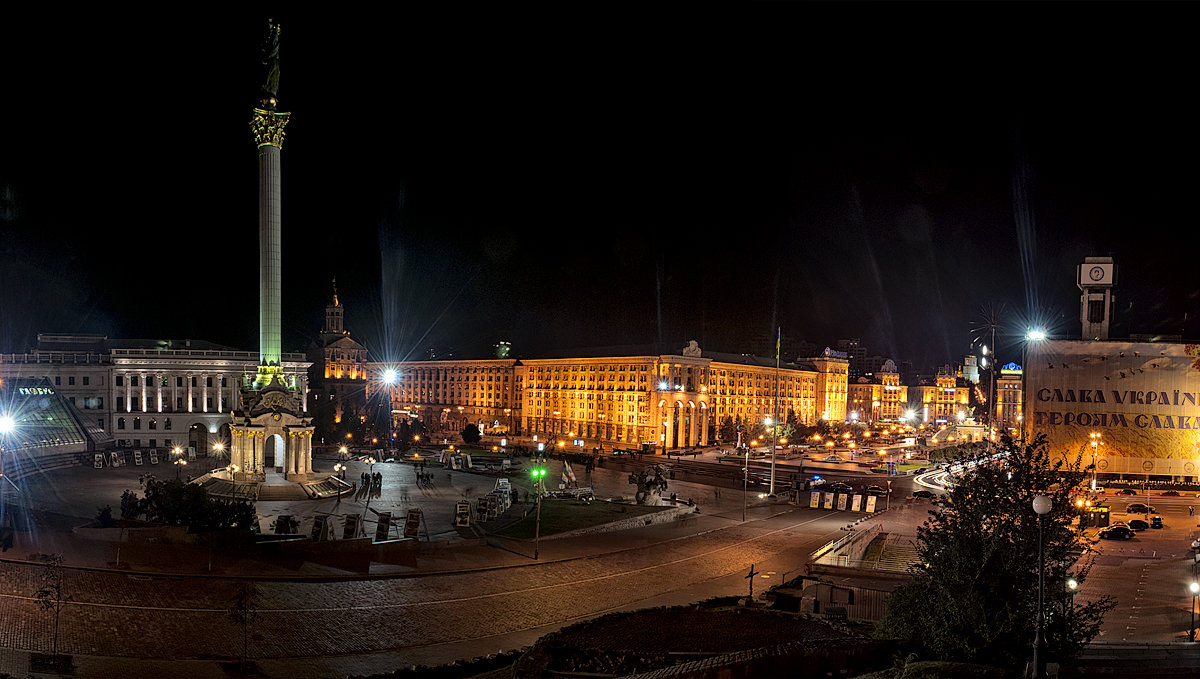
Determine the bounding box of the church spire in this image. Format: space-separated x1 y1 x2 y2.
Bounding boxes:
323 276 344 336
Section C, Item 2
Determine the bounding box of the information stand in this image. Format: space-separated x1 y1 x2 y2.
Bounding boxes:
836 493 848 511
109 451 121 467
187 447 197 461
374 512 392 542
809 491 821 508
454 501 470 527
851 494 862 512
823 493 835 510
311 515 329 542
134 451 143 466
865 496 878 513
404 509 421 539
343 513 361 539
149 450 159 465
93 454 103 469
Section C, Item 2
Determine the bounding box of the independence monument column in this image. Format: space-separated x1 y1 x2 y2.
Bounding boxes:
228 20 315 486
250 19 288 379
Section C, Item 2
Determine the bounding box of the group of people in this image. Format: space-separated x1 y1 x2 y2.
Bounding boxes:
360 471 383 490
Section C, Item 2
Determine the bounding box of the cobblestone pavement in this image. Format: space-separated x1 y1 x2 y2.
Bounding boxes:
0 451 895 678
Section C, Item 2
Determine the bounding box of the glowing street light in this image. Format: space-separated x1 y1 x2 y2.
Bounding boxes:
382 368 398 385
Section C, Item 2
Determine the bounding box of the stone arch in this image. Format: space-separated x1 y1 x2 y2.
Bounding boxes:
188 423 208 454
265 433 285 469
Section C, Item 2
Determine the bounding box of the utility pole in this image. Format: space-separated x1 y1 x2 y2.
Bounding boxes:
770 326 780 497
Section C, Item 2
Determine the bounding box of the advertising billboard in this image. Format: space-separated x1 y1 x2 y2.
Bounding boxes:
1025 340 1200 478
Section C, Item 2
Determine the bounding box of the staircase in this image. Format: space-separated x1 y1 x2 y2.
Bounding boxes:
256 483 308 501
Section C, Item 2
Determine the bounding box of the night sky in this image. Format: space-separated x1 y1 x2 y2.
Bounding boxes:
2 4 1197 372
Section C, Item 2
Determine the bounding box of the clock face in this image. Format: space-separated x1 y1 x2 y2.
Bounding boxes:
1089 266 1105 281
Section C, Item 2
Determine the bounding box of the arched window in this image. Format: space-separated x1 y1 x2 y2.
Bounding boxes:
149 419 157 430
133 417 141 430
117 418 126 430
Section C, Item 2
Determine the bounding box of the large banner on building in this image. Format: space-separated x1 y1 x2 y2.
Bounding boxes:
1026 340 1200 477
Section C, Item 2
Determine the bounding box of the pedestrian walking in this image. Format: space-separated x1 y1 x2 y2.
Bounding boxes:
1190 505 1195 517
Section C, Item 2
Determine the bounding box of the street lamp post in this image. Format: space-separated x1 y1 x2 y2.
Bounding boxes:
531 456 547 559
1032 494 1052 679
1089 433 1101 490
1022 329 1047 447
742 444 749 522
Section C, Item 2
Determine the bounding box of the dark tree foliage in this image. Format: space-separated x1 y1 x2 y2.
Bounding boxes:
719 416 737 443
461 423 482 444
129 478 257 532
878 434 1115 670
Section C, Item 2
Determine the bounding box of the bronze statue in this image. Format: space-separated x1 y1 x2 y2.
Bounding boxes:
259 19 281 108
628 463 670 505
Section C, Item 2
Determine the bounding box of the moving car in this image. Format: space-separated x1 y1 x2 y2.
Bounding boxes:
1128 519 1150 531
828 482 853 494
913 489 937 499
1150 515 1164 529
1116 489 1137 496
1099 525 1136 540
1126 503 1156 514
823 455 844 462
865 485 887 496
1162 490 1181 497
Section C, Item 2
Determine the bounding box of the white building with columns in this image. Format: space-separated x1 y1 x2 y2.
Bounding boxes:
0 334 309 457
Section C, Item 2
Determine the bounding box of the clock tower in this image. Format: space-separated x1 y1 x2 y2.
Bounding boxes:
1077 256 1116 340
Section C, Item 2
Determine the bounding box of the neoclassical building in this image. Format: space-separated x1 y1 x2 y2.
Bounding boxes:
846 360 908 423
0 334 310 457
914 364 970 424
377 343 849 450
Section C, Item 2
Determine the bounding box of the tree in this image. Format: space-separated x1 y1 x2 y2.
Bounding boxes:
34 554 69 655
460 423 482 444
719 416 737 443
878 434 1115 670
227 582 261 667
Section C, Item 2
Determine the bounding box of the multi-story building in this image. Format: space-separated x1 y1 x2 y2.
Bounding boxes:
377 343 849 449
0 334 310 455
915 365 969 424
995 361 1023 435
847 360 908 423
306 285 371 443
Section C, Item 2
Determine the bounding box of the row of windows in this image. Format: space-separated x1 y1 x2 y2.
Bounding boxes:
116 417 173 430
114 375 229 388
116 397 226 412
53 375 93 386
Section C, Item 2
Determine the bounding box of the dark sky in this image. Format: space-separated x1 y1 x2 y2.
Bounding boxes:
2 4 1197 372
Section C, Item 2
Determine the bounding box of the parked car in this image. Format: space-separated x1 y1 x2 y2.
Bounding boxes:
913 489 937 499
1099 525 1136 540
1116 489 1137 496
1128 519 1150 531
823 455 844 462
1162 490 1181 497
865 485 887 496
1150 515 1164 529
828 482 853 494
1126 503 1156 514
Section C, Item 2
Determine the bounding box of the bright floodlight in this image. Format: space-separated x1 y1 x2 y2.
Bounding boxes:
1027 328 1047 341
1191 582 1199 594
0 415 14 434
382 368 398 385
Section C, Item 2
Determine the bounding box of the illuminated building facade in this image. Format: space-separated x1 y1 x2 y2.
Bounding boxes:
306 284 370 440
847 360 908 423
916 365 969 424
377 343 849 449
995 362 1023 435
0 334 310 455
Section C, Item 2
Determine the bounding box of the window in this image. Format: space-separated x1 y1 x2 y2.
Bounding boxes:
83 376 89 386
117 418 126 430
54 376 61 385
206 397 213 409
133 417 141 430
164 418 172 430
176 376 183 387
149 419 157 430
206 376 213 387
68 376 75 386
131 376 139 387
97 419 104 430
116 376 124 387
177 397 183 410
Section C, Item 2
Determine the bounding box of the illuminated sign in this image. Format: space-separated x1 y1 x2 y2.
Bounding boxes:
18 387 55 396
1000 362 1023 375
